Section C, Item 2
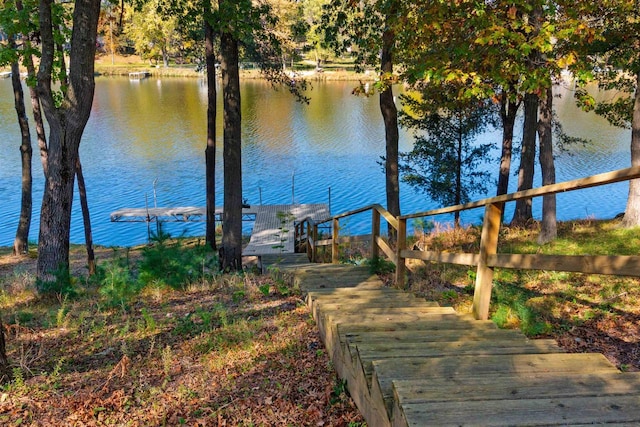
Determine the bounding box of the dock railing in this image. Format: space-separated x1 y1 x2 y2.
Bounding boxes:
294 166 640 321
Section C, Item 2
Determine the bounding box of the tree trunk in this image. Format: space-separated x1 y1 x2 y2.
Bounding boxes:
10 50 33 256
76 158 96 275
162 46 169 68
511 92 538 226
24 50 48 174
204 14 217 250
380 26 400 237
0 314 9 383
537 86 557 244
622 71 640 227
497 92 519 196
454 115 463 228
15 0 49 175
118 0 125 31
36 0 101 283
220 29 243 271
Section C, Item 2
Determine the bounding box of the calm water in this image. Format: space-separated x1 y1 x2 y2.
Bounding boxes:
0 77 632 247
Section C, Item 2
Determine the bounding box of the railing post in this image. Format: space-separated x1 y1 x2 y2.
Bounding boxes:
312 223 318 263
332 217 339 264
395 217 407 289
372 208 380 260
473 202 504 320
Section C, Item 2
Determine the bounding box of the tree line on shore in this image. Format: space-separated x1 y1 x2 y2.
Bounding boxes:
0 0 638 287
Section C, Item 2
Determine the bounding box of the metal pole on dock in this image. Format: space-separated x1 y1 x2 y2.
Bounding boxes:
145 193 151 242
153 178 159 234
291 172 295 204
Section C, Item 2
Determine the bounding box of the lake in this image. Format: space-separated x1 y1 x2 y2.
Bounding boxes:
0 77 632 247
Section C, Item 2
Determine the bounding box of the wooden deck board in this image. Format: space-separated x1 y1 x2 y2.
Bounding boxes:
243 204 330 255
264 257 639 427
392 372 640 403
395 395 640 426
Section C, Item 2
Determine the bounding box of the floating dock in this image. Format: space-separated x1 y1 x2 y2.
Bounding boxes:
128 71 151 79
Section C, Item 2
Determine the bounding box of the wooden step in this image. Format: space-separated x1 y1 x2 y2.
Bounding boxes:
394 394 640 426
392 371 640 404
336 316 497 335
372 352 620 426
342 326 528 346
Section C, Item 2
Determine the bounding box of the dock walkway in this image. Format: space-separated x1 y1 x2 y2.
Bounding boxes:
266 255 640 426
110 203 329 256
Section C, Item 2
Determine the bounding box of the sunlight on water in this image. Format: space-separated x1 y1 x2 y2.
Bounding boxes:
0 77 631 247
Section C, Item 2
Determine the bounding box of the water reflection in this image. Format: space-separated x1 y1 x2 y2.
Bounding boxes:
0 77 632 247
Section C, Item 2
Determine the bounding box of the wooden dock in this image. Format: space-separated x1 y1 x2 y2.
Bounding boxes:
243 204 329 256
110 203 330 256
267 255 640 426
128 71 151 79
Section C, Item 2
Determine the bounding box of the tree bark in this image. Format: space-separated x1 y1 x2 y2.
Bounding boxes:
10 47 33 256
220 29 243 271
36 0 101 283
15 0 49 174
204 14 217 250
76 159 95 275
537 86 557 243
511 92 538 226
454 113 463 228
496 92 519 196
622 71 640 227
380 26 400 237
23 47 48 174
0 314 9 383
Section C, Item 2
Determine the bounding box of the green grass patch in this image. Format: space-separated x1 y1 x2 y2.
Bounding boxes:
408 219 640 345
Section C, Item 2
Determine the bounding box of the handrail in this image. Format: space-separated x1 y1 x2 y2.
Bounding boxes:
401 166 640 220
304 166 640 322
315 203 381 224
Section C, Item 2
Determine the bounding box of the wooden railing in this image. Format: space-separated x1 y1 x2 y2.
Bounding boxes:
295 204 398 264
294 166 640 321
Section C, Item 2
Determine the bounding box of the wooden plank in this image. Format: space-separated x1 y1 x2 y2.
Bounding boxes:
332 217 340 263
313 299 436 311
356 338 561 361
372 353 617 382
489 253 640 277
375 205 399 231
303 280 384 292
395 217 407 288
342 327 526 345
310 296 426 311
401 249 480 266
396 395 640 426
307 287 405 296
328 327 393 427
372 209 380 260
336 316 496 335
473 202 504 320
312 300 439 328
392 372 640 404
377 236 396 263
322 306 456 325
400 166 640 220
288 264 373 272
308 290 414 303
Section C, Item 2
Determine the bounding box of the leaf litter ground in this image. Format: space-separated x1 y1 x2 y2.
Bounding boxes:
0 249 365 426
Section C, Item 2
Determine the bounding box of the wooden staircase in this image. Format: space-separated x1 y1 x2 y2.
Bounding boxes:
267 255 640 426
